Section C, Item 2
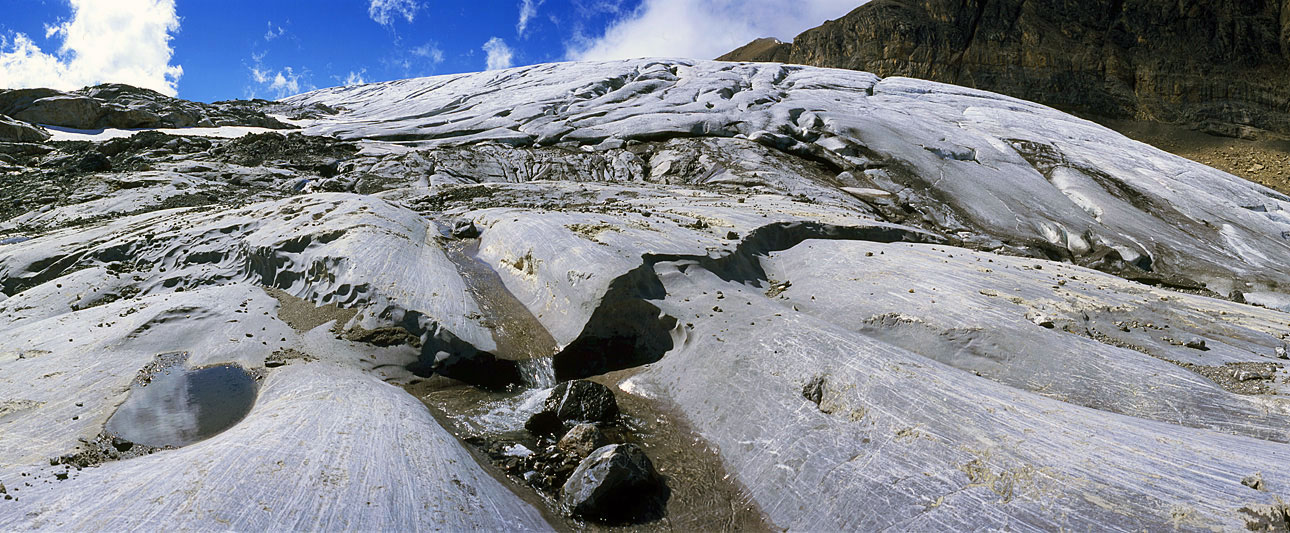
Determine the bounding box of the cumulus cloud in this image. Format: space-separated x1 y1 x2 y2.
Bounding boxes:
517 0 545 36
247 52 312 99
343 70 368 86
482 37 514 70
0 0 183 96
369 0 419 27
250 66 303 98
566 0 862 61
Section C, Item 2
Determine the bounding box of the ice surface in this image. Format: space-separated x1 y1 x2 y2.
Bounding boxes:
3 58 1290 530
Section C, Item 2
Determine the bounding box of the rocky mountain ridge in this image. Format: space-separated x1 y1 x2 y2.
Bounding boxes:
0 83 297 133
720 0 1290 140
2 60 1290 530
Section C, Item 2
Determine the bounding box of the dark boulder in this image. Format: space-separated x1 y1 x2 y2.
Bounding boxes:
451 218 481 238
524 410 566 437
544 380 619 424
525 380 619 438
560 443 669 523
74 152 113 173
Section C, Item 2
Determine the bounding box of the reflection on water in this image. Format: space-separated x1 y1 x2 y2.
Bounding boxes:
106 363 258 447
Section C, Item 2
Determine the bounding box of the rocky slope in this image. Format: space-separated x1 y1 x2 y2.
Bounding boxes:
0 84 297 131
2 60 1290 530
721 0 1290 140
1105 118 1290 194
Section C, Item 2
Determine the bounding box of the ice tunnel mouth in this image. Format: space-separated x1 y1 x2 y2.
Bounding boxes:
106 355 259 448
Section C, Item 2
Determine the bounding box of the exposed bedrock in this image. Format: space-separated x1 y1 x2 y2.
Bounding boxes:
0 114 50 143
0 84 293 130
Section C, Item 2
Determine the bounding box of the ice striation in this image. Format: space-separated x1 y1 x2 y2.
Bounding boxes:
1 58 1290 530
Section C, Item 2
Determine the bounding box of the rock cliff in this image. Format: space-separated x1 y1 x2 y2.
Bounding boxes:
724 0 1290 139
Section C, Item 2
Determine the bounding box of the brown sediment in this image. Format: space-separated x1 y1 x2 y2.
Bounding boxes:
263 286 357 333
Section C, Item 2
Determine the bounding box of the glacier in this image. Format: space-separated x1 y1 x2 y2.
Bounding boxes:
2 58 1290 530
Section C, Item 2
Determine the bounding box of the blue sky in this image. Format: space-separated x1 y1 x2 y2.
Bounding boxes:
0 0 861 102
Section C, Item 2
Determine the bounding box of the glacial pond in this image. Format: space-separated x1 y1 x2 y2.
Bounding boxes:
106 360 258 448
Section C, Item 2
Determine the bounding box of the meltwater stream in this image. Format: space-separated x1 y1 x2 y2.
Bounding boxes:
439 228 559 388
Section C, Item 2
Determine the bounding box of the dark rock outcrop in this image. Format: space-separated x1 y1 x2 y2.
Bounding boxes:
0 114 49 142
0 84 293 130
722 0 1290 139
716 37 793 63
559 443 669 523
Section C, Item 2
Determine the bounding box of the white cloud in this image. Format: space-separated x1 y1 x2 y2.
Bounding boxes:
369 0 419 27
247 53 312 99
482 37 514 70
566 0 862 61
517 0 545 36
411 43 445 64
255 66 302 97
0 0 183 96
344 70 368 86
264 21 286 41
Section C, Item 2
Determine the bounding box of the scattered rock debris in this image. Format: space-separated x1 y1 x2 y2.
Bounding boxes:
1165 361 1283 395
1239 503 1290 531
49 432 162 471
1243 472 1267 491
264 348 316 368
456 378 673 525
765 279 792 298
